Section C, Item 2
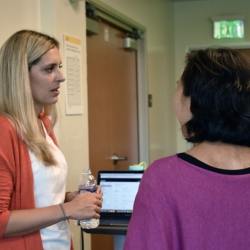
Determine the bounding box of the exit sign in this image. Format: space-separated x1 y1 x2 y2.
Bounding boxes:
213 19 244 39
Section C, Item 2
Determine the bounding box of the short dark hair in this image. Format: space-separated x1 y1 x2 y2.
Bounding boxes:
182 47 250 147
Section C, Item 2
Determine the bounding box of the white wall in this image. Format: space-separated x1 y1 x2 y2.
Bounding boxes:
174 0 250 153
0 0 40 44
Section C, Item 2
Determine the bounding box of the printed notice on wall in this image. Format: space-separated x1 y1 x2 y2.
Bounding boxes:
63 34 83 115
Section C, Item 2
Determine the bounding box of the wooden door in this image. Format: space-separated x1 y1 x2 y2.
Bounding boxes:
238 49 250 58
87 20 139 250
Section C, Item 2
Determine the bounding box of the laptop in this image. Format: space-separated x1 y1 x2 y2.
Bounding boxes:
97 170 144 227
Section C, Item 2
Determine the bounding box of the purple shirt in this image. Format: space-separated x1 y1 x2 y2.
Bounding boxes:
124 153 250 250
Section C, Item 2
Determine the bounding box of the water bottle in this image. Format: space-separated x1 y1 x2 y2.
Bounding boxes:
78 168 100 229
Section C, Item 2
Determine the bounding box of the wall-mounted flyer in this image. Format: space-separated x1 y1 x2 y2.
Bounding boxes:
63 34 83 115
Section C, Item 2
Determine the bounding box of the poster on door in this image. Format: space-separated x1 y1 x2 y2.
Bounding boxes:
63 34 83 115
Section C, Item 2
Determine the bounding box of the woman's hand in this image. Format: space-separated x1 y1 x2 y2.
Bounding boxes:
65 185 102 202
4 189 103 237
65 191 78 202
64 191 103 220
96 185 102 195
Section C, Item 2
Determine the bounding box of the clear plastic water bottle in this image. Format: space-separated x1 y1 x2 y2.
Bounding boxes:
78 168 99 229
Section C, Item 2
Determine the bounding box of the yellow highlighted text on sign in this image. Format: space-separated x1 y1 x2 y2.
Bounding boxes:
65 35 81 45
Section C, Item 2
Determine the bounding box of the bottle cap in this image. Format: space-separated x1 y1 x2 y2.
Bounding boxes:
129 165 144 171
129 162 147 171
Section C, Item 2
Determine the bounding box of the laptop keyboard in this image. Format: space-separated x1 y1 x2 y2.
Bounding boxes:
99 217 130 226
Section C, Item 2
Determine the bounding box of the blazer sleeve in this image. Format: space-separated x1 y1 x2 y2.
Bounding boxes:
0 118 17 238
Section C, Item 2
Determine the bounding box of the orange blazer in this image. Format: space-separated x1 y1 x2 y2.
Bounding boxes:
0 114 73 250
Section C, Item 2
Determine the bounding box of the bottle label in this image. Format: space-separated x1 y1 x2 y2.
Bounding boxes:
79 188 96 194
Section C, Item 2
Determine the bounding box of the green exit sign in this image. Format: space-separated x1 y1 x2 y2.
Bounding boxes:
213 20 244 39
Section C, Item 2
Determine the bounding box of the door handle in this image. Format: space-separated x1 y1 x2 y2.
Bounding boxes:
111 153 128 164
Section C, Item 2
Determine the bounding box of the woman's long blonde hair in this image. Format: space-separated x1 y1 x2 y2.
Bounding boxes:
0 30 60 166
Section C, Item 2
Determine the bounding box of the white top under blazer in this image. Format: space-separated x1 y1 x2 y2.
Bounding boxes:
28 121 70 250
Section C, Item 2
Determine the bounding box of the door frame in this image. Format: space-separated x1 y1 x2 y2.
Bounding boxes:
186 42 250 52
86 0 149 165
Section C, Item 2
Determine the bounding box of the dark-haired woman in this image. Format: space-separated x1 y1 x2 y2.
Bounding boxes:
124 48 250 250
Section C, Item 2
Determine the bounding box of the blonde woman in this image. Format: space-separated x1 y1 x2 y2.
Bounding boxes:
0 30 102 250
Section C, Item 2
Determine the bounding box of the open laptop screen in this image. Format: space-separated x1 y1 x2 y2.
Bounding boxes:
98 171 144 214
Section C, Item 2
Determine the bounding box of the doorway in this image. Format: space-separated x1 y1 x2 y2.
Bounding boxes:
87 20 139 177
238 48 250 57
87 19 139 250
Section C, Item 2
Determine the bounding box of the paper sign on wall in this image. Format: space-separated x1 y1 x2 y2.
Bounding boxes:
63 34 83 115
